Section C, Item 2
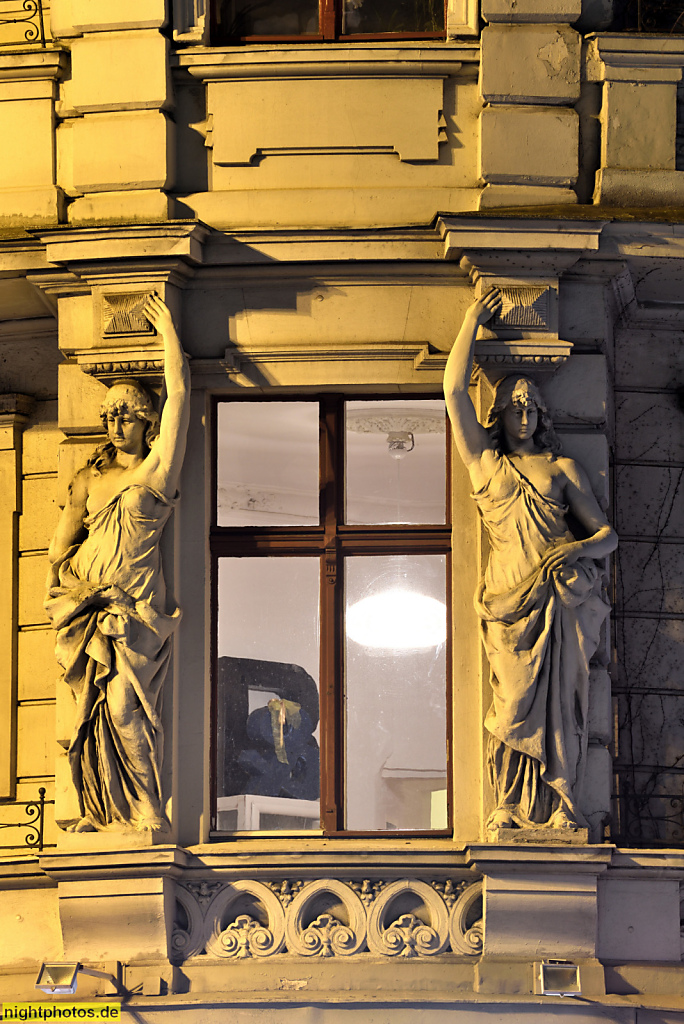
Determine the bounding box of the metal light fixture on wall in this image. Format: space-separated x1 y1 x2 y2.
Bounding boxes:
36 962 127 997
537 960 581 997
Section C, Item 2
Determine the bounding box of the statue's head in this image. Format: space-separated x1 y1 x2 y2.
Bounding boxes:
87 379 160 473
485 375 561 455
99 380 160 454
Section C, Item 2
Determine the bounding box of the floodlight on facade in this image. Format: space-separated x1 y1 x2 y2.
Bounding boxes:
537 960 581 997
35 963 126 997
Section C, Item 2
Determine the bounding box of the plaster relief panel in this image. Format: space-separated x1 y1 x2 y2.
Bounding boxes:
102 292 156 337
207 78 445 166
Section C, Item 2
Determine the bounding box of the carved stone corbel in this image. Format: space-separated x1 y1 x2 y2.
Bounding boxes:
460 252 574 383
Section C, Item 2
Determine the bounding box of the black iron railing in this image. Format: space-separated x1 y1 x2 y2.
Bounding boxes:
0 0 46 46
609 0 684 32
0 787 52 851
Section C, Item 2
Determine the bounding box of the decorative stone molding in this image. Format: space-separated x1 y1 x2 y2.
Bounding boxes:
185 880 223 909
171 884 205 961
285 879 366 957
430 878 463 909
266 880 304 907
203 881 286 959
349 879 387 907
494 287 551 330
367 879 449 957
80 359 165 384
448 880 484 956
102 292 155 337
171 877 482 961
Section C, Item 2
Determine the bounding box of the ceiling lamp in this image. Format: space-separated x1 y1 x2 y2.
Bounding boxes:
346 590 447 650
346 407 445 461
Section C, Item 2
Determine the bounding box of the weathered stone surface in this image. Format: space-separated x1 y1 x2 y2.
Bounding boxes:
70 30 169 113
615 392 684 463
481 24 580 105
483 870 599 958
615 464 684 538
615 328 684 389
598 878 682 962
602 82 676 171
482 0 581 21
480 105 579 186
588 667 612 746
616 541 684 615
559 433 610 508
18 552 50 626
544 354 607 425
616 616 684 691
16 702 55 777
63 110 173 194
617 691 684 768
0 889 62 967
19 476 59 551
18 627 56 701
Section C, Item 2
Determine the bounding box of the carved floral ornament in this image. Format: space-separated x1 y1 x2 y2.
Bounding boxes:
172 877 483 962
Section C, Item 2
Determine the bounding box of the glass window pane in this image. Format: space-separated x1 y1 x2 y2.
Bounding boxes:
345 554 448 831
217 402 319 527
217 557 320 832
342 0 444 33
217 0 319 37
345 399 446 525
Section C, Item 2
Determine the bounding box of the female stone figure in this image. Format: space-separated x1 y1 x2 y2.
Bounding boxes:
46 295 189 833
445 289 618 831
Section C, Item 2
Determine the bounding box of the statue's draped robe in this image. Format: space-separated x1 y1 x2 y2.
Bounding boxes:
45 484 180 831
472 454 609 827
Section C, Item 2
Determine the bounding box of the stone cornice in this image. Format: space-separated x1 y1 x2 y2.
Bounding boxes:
0 48 68 82
175 43 477 82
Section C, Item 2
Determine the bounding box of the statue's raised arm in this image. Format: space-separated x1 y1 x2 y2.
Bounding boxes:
445 289 617 839
443 288 501 489
45 296 189 834
139 293 190 498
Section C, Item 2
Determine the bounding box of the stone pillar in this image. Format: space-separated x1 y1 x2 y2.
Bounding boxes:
0 51 67 227
586 36 684 206
0 394 35 799
51 0 175 225
479 0 581 208
468 843 611 997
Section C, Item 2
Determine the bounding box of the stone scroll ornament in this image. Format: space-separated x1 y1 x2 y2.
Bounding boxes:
444 288 618 834
45 295 190 833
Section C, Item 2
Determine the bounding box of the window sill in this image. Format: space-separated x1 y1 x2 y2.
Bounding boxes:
173 41 479 80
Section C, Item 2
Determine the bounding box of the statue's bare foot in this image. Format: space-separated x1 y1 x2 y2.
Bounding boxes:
135 817 169 833
548 810 580 830
487 809 515 830
66 818 96 833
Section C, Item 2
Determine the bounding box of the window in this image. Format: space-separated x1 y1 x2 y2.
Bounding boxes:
214 0 446 43
212 395 452 836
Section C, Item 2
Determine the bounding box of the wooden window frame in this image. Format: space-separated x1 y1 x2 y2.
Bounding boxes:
212 0 448 43
210 393 453 839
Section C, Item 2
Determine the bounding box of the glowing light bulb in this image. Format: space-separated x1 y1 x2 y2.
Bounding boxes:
346 590 447 650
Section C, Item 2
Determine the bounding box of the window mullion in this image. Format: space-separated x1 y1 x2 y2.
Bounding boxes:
319 396 344 832
320 0 338 38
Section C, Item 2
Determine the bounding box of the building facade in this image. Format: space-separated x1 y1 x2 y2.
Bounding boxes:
0 0 683 1020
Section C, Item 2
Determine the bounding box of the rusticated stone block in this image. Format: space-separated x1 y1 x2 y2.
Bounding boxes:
480 105 578 186
481 24 580 104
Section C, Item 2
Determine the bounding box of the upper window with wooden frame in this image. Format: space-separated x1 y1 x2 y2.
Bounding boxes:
211 395 452 837
214 0 446 43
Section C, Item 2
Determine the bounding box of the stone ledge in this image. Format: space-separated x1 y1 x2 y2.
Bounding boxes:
487 826 589 845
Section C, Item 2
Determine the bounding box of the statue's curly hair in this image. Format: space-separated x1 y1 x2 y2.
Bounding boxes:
87 379 160 474
484 375 562 456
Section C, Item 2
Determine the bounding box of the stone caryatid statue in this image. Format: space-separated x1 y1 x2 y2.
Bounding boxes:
445 289 618 833
46 295 189 834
